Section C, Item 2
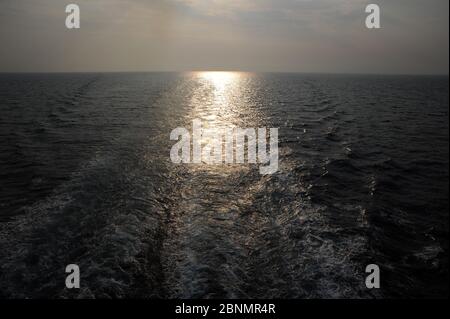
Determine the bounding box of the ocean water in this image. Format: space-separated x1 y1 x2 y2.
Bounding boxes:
0 72 448 299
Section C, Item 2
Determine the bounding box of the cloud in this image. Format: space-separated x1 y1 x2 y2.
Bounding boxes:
0 0 448 73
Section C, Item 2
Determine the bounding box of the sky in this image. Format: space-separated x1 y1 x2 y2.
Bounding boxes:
0 0 448 74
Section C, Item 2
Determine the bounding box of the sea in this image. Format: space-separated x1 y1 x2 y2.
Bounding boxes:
0 72 448 298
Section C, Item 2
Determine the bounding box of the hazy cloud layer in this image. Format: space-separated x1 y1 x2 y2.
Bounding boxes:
0 0 448 74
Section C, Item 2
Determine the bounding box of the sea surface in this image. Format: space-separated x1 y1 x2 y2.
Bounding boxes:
0 72 448 298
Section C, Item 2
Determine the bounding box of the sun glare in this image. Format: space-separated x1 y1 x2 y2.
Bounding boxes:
196 71 242 90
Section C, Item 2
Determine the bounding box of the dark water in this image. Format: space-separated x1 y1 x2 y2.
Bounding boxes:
0 72 448 299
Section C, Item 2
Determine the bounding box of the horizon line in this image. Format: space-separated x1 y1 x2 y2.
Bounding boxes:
0 70 448 77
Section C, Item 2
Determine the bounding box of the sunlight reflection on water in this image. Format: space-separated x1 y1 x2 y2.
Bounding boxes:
184 72 263 174
189 71 256 128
